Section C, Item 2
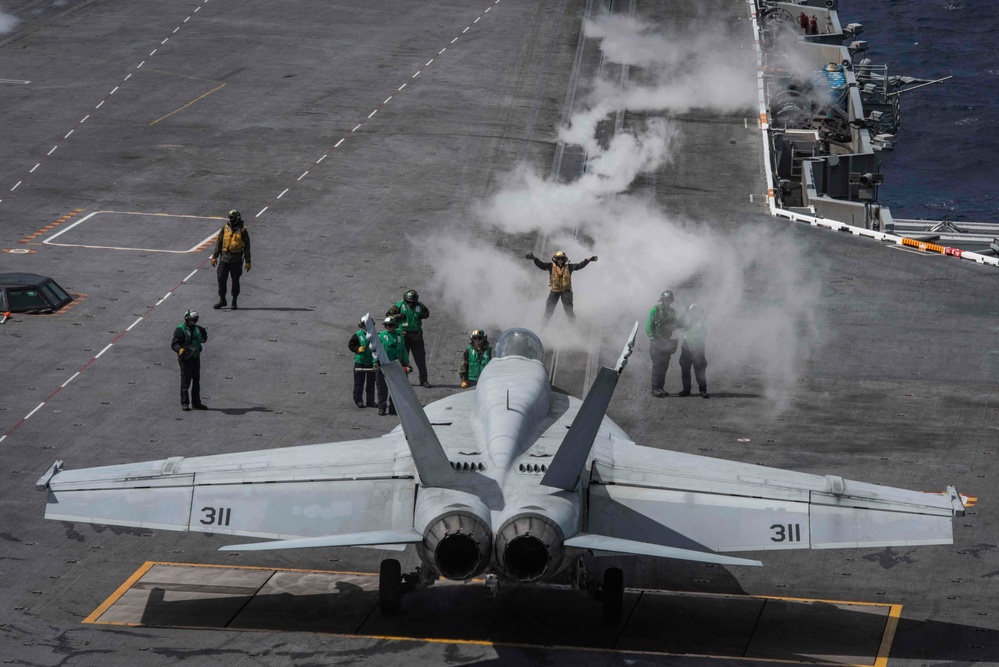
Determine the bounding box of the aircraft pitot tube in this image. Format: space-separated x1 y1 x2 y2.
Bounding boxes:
414 489 492 580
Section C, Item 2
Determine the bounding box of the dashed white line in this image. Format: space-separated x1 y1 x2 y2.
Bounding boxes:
297 171 309 181
352 124 362 132
95 101 104 109
333 139 344 148
110 86 119 94
11 181 21 191
426 59 434 66
256 206 268 217
64 130 73 138
126 317 143 331
183 269 198 282
194 6 200 11
137 61 144 68
412 70 421 78
80 115 89 124
277 188 289 199
367 110 377 119
123 73 132 81
184 16 191 22
451 37 458 43
384 96 393 104
317 155 327 163
0 435 6 444
48 146 58 155
155 292 171 306
474 17 481 23
162 38 169 44
95 344 113 359
149 49 157 56
398 83 407 91
173 27 180 33
24 403 45 420
485 6 491 11
61 371 81 387
30 163 40 173
439 48 446 55
463 27 470 33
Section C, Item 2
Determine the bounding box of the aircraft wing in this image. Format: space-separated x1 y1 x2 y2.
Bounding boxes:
585 440 962 556
36 435 419 546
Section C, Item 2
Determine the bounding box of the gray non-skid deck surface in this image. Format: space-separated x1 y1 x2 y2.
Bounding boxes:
90 563 893 666
1 1 997 666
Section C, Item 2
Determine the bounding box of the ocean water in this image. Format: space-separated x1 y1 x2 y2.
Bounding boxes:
839 0 999 222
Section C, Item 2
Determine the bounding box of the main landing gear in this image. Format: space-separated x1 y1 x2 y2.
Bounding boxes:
378 558 436 614
571 557 625 626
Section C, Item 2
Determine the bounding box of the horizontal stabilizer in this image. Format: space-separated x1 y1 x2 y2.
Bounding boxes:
219 529 423 552
362 314 456 488
565 533 762 567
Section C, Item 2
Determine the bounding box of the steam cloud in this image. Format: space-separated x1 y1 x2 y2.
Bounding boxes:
0 4 18 34
418 13 819 398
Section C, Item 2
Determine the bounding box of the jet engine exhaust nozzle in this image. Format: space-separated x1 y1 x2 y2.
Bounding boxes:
495 513 565 582
421 511 492 580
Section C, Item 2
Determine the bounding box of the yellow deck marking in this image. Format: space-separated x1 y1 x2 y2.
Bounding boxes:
148 83 226 126
86 562 901 665
18 208 84 244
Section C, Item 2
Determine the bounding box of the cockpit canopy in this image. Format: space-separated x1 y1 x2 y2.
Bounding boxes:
494 328 544 361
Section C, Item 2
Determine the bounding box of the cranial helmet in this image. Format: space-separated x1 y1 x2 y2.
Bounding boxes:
358 318 366 329
228 209 241 223
383 316 397 328
404 289 419 303
471 329 486 340
185 309 199 323
552 251 567 263
658 290 674 305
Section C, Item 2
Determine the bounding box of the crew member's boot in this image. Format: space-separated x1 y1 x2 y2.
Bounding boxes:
231 296 238 311
213 298 226 309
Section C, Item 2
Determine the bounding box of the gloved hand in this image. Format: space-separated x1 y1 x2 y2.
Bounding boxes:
210 257 217 267
525 252 535 260
245 262 251 272
589 255 598 261
461 380 469 389
358 346 366 353
178 348 185 357
403 366 411 374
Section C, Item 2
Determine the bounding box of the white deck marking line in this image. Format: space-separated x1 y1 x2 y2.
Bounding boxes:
277 188 289 198
30 164 40 173
412 70 420 78
439 48 446 55
463 26 470 33
194 6 200 11
149 49 157 56
94 344 113 359
162 38 169 44
185 16 190 22
317 154 327 162
485 6 491 10
183 269 198 282
451 37 458 43
126 318 143 332
95 101 104 108
173 27 180 33
123 73 132 81
297 171 309 181
10 181 20 191
49 147 60 157
398 83 407 91
64 130 73 138
110 86 118 94
333 139 344 148
137 61 144 68
0 435 6 443
474 17 481 23
256 206 268 217
80 115 89 123
24 403 45 420
352 124 362 131
367 110 377 118
384 96 392 104
426 59 434 66
61 371 81 387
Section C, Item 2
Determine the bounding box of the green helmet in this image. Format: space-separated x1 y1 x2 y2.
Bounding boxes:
228 209 242 224
404 289 419 303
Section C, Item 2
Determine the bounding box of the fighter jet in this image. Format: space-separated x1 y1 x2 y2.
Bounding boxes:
36 316 965 624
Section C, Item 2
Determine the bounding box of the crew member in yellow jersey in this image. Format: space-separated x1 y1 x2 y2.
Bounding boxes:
526 250 597 323
210 209 252 310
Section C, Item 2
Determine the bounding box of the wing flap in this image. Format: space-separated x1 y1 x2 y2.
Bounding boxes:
219 529 423 552
565 533 762 566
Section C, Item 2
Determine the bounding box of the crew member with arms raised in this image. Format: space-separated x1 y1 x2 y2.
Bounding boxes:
210 209 251 310
170 309 208 411
387 289 431 387
526 250 597 323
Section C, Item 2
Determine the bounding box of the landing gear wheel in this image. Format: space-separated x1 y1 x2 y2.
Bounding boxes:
601 567 624 626
379 558 402 613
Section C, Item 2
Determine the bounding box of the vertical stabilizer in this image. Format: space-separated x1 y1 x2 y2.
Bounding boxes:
541 322 639 491
362 314 456 488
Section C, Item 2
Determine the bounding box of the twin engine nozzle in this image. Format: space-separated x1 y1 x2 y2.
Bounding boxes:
419 511 565 582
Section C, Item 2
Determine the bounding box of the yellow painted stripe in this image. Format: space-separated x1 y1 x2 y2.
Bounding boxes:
873 604 903 667
148 83 226 126
146 560 379 577
82 560 156 624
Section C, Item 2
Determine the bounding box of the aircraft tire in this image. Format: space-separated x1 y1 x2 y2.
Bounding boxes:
601 567 624 626
379 558 402 613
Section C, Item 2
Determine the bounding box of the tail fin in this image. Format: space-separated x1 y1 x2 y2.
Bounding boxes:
362 314 456 488
541 322 639 491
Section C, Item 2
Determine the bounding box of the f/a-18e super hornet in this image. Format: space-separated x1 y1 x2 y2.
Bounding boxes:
37 317 966 623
